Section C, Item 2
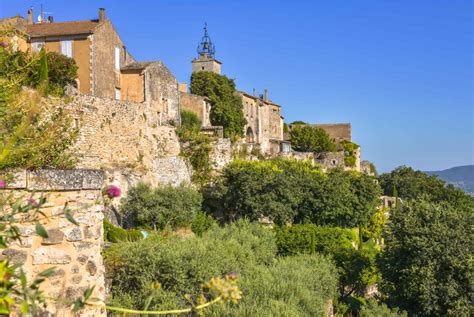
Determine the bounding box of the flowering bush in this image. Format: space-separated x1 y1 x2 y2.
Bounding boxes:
105 185 121 199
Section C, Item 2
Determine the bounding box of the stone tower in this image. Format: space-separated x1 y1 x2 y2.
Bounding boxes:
192 23 222 74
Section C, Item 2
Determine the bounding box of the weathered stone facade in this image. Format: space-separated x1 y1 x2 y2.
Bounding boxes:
0 169 106 317
192 53 222 74
361 160 375 176
179 92 212 127
66 91 190 192
314 152 346 170
238 91 284 155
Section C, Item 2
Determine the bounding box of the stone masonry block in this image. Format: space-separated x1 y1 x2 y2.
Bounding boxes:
32 247 72 265
42 229 64 245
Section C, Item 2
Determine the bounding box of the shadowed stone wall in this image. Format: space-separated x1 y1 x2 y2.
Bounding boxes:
1 169 106 317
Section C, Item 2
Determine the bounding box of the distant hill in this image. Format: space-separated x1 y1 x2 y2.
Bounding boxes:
425 165 474 194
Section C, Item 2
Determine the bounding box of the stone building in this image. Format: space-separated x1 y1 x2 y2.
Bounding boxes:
182 24 286 155
237 90 285 155
2 7 180 124
178 83 212 127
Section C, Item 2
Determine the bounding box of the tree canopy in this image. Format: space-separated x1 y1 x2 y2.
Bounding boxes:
190 71 246 138
378 199 473 316
378 166 473 208
203 159 381 227
289 125 337 153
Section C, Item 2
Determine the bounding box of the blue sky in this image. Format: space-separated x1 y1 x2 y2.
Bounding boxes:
1 0 472 173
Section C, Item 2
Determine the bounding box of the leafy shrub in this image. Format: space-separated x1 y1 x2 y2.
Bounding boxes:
105 221 338 316
205 160 381 227
190 71 246 138
177 110 201 141
105 220 277 310
275 224 380 299
191 211 217 236
379 166 473 209
208 254 338 316
340 140 359 167
180 134 212 185
289 125 337 153
0 45 77 169
378 199 474 316
359 299 407 317
121 183 202 230
275 224 356 256
0 45 77 95
103 220 143 242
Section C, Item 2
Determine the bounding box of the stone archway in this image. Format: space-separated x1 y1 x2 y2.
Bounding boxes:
246 127 255 143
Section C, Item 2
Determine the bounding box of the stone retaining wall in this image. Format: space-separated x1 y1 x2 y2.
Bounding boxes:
1 169 106 317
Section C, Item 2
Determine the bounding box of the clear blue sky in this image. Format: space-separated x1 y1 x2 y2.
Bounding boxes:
1 0 472 173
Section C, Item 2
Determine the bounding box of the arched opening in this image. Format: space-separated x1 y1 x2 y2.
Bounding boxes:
246 127 255 143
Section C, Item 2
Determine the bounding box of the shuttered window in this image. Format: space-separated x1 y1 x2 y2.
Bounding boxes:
60 40 73 58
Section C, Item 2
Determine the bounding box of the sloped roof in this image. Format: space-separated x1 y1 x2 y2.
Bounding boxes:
26 20 100 38
120 61 156 71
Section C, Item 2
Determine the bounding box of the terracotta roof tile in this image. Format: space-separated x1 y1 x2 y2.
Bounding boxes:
26 20 100 38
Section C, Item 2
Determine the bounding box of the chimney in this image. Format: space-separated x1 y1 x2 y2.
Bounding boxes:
27 7 33 25
99 8 106 21
263 88 268 102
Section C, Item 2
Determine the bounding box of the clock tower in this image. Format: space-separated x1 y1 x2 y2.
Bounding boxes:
192 23 222 75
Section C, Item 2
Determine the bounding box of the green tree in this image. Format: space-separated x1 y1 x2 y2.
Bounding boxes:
378 199 473 316
297 169 381 227
121 183 202 230
289 125 337 153
190 71 246 138
379 166 473 208
359 299 407 317
38 48 48 83
205 160 380 227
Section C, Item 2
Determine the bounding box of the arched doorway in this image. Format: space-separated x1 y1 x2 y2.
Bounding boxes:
246 127 254 143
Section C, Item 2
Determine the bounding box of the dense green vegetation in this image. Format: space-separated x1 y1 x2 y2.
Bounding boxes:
204 159 381 227
105 220 338 315
289 125 337 152
378 199 473 316
190 71 246 138
0 37 78 169
120 183 202 230
379 166 473 208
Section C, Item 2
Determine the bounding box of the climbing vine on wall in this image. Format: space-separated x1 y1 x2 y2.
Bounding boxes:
190 71 246 138
340 140 359 167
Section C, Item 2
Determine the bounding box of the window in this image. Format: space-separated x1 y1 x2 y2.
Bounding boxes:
114 46 120 70
115 88 121 100
31 41 44 52
201 66 204 70
60 40 73 57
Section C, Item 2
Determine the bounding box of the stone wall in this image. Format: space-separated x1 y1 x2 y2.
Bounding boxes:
0 169 106 317
66 93 191 193
180 92 212 127
313 123 352 142
144 62 181 125
361 160 375 176
209 138 233 171
314 152 346 170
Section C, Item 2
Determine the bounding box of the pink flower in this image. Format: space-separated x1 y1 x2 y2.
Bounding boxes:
105 185 121 199
0 180 5 189
26 198 40 208
0 42 7 48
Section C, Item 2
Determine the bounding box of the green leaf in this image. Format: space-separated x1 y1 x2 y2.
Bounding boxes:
83 286 94 300
65 211 79 226
35 223 48 238
20 300 28 314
